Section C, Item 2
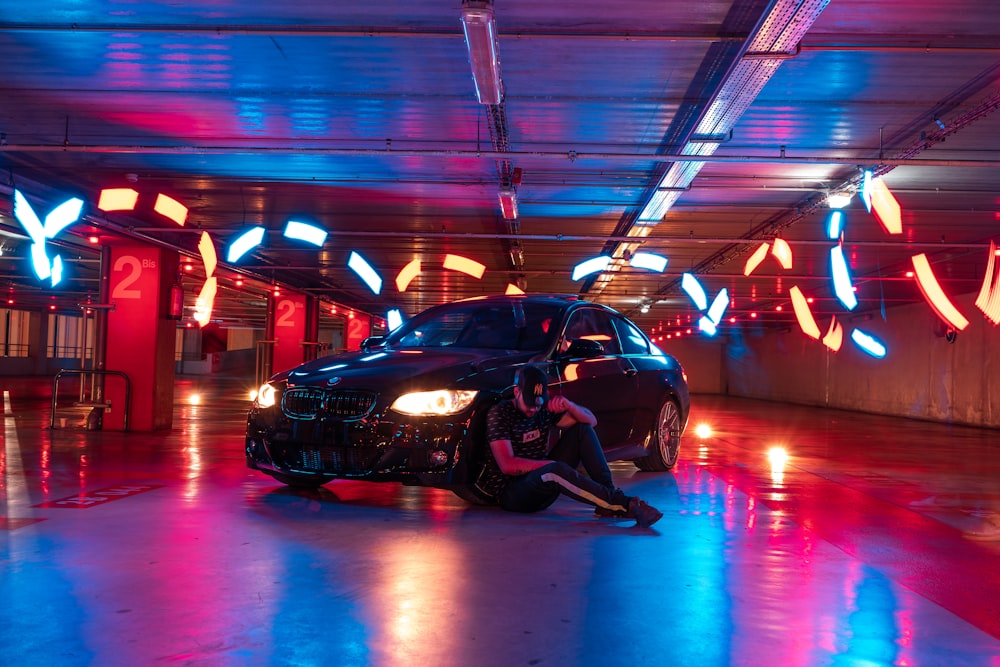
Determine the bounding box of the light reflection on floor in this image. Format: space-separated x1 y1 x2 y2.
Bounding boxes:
1 381 999 666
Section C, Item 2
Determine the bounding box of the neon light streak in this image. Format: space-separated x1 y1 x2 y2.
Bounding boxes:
198 232 217 278
97 188 139 211
851 328 887 358
572 256 611 281
743 243 769 276
861 170 873 212
629 251 668 273
823 317 843 352
283 220 328 247
44 198 84 238
194 276 217 327
771 238 793 269
869 178 902 235
505 283 525 295
50 255 63 287
826 210 844 240
154 193 188 226
348 251 383 294
911 253 970 330
707 288 729 324
443 254 486 279
830 246 858 310
226 227 266 263
974 241 1000 325
386 308 404 332
681 273 708 311
698 315 718 336
789 286 821 339
30 244 51 281
396 259 421 292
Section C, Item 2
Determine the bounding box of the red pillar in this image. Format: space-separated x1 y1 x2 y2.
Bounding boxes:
270 290 310 374
103 245 178 431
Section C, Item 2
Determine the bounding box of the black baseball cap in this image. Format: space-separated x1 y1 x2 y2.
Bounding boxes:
516 365 549 407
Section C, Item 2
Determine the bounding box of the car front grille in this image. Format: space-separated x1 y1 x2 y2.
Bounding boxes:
298 446 382 475
281 388 377 420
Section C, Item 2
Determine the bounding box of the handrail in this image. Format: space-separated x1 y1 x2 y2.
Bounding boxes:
50 369 131 431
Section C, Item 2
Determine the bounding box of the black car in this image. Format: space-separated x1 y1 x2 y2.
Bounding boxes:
245 294 690 502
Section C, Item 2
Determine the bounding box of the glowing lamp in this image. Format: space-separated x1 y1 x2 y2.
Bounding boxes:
629 252 668 273
861 170 873 212
98 188 139 212
226 227 266 263
681 273 708 311
572 256 611 281
498 187 518 220
826 192 852 209
830 246 858 310
851 328 887 358
395 259 421 292
744 243 770 276
154 193 187 226
443 254 486 279
789 286 821 339
505 283 525 295
911 253 970 331
771 238 793 269
30 243 52 281
348 251 383 295
50 255 63 287
283 220 328 247
460 0 503 104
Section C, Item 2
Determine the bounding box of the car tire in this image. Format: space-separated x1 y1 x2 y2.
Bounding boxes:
634 397 682 472
264 470 328 489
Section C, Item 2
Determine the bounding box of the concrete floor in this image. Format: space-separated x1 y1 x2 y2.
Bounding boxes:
2 376 1000 667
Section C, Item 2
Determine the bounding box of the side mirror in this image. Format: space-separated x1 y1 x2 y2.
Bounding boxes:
561 338 604 359
360 336 386 352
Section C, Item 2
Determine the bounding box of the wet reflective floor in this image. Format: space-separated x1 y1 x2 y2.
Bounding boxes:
2 377 999 666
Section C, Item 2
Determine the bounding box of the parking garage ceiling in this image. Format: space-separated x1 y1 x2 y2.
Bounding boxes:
1 0 998 337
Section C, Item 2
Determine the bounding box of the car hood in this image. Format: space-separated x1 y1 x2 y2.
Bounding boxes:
277 347 537 394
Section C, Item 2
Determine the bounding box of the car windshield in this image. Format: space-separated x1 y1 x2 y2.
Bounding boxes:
385 300 563 352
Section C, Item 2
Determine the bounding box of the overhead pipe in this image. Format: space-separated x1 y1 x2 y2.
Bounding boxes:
1 143 997 167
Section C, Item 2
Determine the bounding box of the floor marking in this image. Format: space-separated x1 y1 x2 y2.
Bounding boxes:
33 484 163 509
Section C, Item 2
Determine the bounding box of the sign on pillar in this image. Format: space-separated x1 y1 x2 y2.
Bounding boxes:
345 312 371 351
271 291 309 374
104 245 178 431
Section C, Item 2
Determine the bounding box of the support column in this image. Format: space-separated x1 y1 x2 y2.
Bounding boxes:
270 290 311 375
103 245 178 431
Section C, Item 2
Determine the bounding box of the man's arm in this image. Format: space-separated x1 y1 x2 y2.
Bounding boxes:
489 438 552 476
548 395 597 429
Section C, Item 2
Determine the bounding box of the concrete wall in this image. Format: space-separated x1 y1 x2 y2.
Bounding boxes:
721 292 1000 428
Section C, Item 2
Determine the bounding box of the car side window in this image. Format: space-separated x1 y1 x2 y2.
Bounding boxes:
614 317 650 355
559 308 622 355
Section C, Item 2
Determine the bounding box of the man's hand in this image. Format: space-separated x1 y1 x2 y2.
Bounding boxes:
548 394 570 413
550 394 598 427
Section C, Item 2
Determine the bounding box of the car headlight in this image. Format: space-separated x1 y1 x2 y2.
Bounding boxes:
390 390 478 416
256 383 278 408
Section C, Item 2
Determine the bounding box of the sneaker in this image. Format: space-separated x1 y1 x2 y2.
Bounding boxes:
594 504 629 518
627 497 663 528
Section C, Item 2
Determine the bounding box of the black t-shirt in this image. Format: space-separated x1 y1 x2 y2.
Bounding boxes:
477 399 563 498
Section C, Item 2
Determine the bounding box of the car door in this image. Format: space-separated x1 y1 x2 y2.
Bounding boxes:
551 307 638 447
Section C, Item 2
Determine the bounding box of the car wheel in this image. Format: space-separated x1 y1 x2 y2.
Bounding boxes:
634 398 682 472
265 470 328 489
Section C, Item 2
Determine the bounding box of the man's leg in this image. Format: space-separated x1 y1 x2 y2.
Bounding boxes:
547 423 614 488
500 461 630 514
